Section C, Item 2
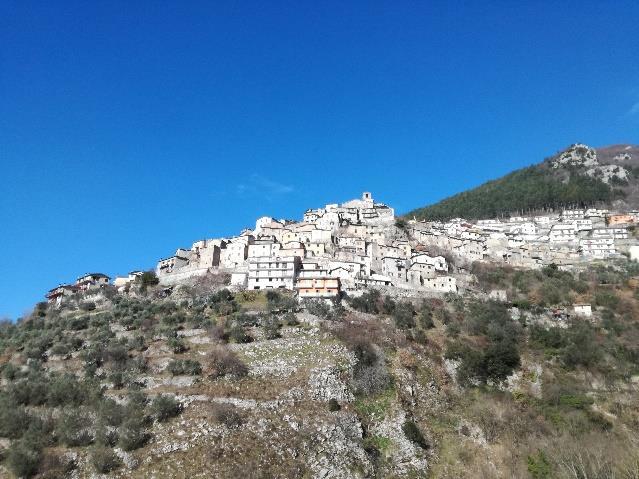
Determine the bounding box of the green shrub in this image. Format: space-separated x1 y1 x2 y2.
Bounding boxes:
413 329 428 345
68 315 89 330
562 323 601 369
228 324 251 343
109 371 125 389
594 290 620 310
98 398 126 427
558 394 594 409
0 401 31 439
139 271 159 289
6 438 43 478
527 450 552 478
79 301 96 312
166 359 202 376
305 299 331 318
117 418 148 451
348 289 381 314
57 408 93 446
418 304 434 329
9 376 49 406
150 394 182 422
90 446 121 473
393 302 415 330
262 316 281 340
167 337 188 353
283 311 299 326
328 398 341 411
47 374 91 406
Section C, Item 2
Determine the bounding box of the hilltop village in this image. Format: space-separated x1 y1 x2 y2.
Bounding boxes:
46 191 639 305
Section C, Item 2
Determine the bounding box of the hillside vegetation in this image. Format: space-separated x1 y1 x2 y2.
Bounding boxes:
407 144 639 221
1 262 639 478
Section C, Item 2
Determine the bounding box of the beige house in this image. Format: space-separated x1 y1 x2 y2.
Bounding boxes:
46 284 78 304
296 269 340 299
76 273 111 291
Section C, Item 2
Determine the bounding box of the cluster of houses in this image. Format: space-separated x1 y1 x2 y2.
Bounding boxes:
46 273 112 304
154 192 458 300
408 209 639 270
45 271 144 305
45 192 639 306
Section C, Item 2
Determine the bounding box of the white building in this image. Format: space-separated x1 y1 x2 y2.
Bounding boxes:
580 238 616 258
572 219 593 231
562 210 585 220
247 256 300 290
381 257 409 282
573 303 592 318
423 276 457 293
592 227 628 240
220 237 251 269
113 271 143 288
230 272 248 288
549 224 577 243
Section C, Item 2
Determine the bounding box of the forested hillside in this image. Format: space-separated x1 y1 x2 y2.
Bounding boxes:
407 144 639 221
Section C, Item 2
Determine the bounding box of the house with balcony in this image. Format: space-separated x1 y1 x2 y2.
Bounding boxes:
247 256 300 290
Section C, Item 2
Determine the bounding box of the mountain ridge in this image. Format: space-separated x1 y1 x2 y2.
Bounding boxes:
406 143 639 221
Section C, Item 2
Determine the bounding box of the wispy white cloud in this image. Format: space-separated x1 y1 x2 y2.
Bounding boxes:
236 174 294 199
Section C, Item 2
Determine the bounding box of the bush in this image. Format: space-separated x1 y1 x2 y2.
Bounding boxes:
167 337 188 354
207 346 248 379
90 446 121 473
328 398 341 412
166 359 202 376
562 323 601 369
283 311 299 326
446 340 520 385
262 316 281 340
527 450 552 479
0 400 31 439
150 394 182 422
348 289 381 314
38 450 76 479
109 371 125 389
305 299 331 318
117 418 148 451
57 408 93 446
418 304 434 329
139 271 159 289
402 420 429 449
47 374 91 407
594 290 620 310
530 325 567 350
393 302 415 330
228 324 252 343
210 402 243 428
6 438 43 478
79 301 96 312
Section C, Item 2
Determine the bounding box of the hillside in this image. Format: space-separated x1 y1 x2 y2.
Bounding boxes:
407 144 639 221
2 262 639 478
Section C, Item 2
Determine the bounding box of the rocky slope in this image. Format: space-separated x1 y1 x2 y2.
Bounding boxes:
2 261 639 478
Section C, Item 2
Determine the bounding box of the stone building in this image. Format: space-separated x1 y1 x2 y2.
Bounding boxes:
46 284 78 304
76 273 111 291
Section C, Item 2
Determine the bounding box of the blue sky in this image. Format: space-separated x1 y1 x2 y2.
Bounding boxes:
1 1 638 318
